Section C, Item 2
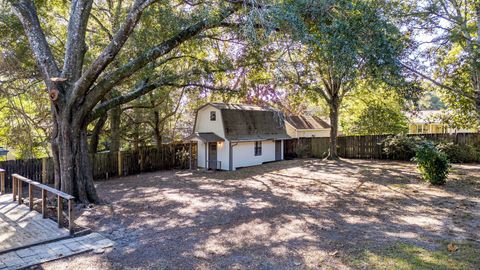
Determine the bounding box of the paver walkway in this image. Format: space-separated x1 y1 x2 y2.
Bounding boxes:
0 194 70 253
0 232 114 270
0 194 114 269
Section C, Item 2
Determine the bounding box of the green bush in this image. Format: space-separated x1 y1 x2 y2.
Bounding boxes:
295 143 310 158
436 142 480 163
414 142 450 185
382 135 423 160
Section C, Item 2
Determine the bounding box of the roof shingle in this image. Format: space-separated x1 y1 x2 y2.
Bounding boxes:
285 115 331 129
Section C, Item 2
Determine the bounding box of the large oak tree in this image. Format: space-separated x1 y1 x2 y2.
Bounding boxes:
7 0 251 203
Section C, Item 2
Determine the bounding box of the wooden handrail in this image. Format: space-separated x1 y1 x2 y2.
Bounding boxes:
12 174 74 200
12 174 75 235
0 169 5 195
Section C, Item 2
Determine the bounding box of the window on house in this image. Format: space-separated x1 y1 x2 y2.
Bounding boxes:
254 141 262 156
210 111 216 121
417 124 428 134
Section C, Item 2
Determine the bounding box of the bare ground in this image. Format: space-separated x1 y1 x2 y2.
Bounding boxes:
41 159 480 269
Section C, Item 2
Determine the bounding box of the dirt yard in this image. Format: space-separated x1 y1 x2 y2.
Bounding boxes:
41 159 480 270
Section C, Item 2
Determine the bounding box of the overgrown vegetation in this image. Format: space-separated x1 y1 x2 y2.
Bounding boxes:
414 142 450 185
436 142 480 163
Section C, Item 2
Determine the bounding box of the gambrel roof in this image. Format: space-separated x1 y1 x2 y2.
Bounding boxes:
193 103 290 141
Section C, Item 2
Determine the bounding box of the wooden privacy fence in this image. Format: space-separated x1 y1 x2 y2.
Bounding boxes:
0 142 197 191
284 133 480 160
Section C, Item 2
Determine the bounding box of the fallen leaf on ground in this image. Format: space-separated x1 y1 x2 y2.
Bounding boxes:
447 242 458 252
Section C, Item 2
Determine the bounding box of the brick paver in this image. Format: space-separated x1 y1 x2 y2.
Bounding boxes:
0 233 114 270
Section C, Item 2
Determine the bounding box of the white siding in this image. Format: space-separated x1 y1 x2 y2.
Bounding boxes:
281 140 284 160
232 140 276 169
217 140 229 170
197 140 206 168
195 105 225 137
196 140 230 170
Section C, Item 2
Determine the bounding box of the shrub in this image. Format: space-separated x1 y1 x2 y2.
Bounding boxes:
414 142 450 185
382 135 423 160
436 142 480 163
295 143 310 158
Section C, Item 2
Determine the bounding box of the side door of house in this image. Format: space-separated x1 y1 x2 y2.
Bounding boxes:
208 142 217 170
275 140 282 161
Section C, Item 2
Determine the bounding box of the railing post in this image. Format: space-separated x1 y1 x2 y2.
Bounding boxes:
68 199 74 235
28 183 33 210
0 169 4 194
18 178 23 205
42 189 47 218
57 195 62 228
12 175 17 201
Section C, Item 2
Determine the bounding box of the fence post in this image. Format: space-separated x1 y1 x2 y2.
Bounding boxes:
117 151 123 176
41 158 48 183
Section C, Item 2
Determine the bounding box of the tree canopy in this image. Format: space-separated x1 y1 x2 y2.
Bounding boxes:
1 0 479 202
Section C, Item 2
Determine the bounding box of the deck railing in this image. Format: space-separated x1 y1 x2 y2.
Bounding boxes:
0 169 5 194
12 174 75 235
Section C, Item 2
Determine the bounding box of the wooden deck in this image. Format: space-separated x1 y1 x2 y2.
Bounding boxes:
0 194 70 254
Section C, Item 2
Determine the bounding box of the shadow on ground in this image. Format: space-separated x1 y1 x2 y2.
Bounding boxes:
46 159 480 269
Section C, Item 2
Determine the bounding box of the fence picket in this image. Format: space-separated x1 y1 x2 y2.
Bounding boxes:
283 133 480 161
0 143 198 190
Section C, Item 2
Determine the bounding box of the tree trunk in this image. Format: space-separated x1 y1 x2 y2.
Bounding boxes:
89 113 108 154
327 96 340 160
52 107 100 203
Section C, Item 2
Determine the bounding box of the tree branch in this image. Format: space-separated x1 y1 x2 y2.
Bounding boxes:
89 73 185 120
401 62 475 100
62 0 94 83
82 5 239 114
10 0 60 84
71 0 158 102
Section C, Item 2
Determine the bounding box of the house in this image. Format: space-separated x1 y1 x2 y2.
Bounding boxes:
285 115 331 138
185 103 290 170
406 110 477 134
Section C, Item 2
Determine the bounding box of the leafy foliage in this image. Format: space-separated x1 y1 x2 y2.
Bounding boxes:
341 84 408 135
400 0 480 120
436 142 480 163
382 135 423 160
414 142 450 185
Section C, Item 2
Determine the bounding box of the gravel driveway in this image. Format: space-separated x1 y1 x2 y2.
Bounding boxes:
41 159 480 269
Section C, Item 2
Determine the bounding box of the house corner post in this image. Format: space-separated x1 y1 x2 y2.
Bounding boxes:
204 143 208 171
229 141 232 171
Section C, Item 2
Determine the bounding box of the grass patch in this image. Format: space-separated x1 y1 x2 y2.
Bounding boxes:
351 241 480 270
